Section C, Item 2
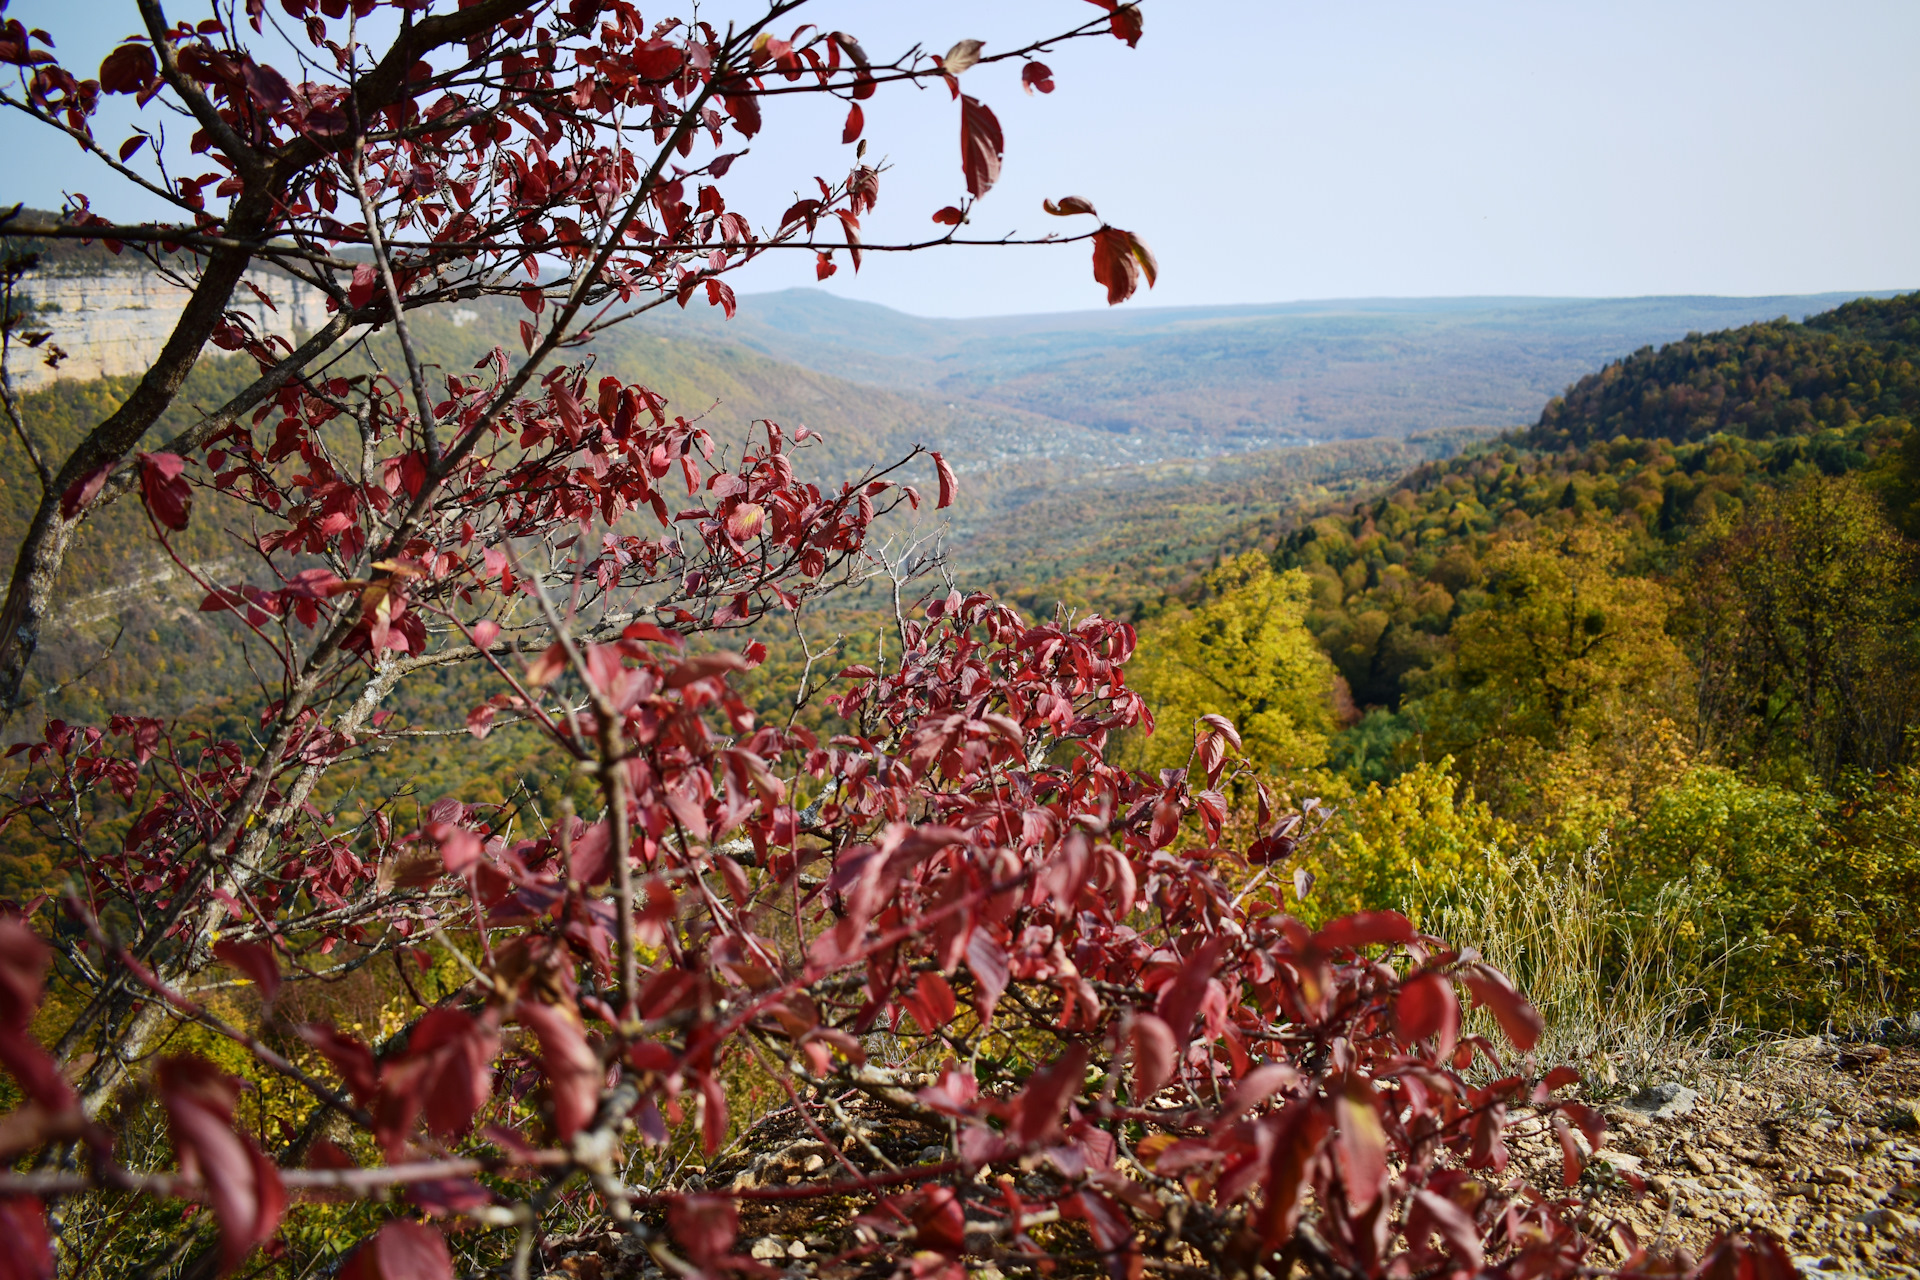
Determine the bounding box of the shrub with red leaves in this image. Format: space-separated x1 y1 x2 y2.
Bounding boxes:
0 3 1792 1279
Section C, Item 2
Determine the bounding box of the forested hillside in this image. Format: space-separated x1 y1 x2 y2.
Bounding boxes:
1112 290 1920 1033
1533 303 1920 448
0 292 1125 730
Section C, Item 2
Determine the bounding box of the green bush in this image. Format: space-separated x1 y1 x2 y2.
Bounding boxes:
1612 764 1920 1028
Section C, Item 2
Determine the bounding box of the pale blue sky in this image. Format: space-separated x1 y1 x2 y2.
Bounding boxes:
6 1 1917 316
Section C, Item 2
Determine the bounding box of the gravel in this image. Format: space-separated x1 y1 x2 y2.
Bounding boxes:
1516 1042 1920 1277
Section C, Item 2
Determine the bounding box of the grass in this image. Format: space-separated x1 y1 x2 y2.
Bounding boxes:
1421 839 1753 1090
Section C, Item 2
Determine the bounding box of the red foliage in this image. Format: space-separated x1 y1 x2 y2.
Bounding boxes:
154 1058 286 1270
0 3 1785 1278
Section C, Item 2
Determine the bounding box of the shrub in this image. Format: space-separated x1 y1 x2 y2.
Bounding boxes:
1308 758 1513 923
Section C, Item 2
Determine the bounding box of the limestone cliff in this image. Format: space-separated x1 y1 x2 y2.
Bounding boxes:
9 257 328 392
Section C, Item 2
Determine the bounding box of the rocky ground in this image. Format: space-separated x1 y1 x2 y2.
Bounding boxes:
546 1039 1920 1280
1531 1037 1920 1277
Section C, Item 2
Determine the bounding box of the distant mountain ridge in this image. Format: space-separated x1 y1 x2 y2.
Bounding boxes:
1532 290 1920 449
652 288 1912 452
6 214 1906 459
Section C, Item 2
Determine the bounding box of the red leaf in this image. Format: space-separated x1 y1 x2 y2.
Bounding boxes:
931 206 965 226
932 451 957 508
348 262 377 310
1258 1099 1328 1250
0 1195 52 1280
912 1185 966 1254
0 919 50 1032
1535 1064 1581 1100
1392 972 1459 1058
1155 937 1224 1058
723 89 761 139
1694 1231 1799 1280
905 971 957 1032
98 43 156 94
1463 966 1544 1052
630 39 683 80
239 60 291 110
1091 227 1158 306
137 452 192 531
118 134 148 161
0 1027 69 1115
697 1069 728 1155
1013 1045 1088 1145
966 930 1009 1022
829 31 871 70
340 1220 452 1280
378 1009 498 1150
212 940 280 1003
1223 1061 1302 1117
1330 1078 1387 1212
1551 1112 1584 1187
1106 3 1144 46
668 1196 738 1273
815 251 837 280
0 921 72 1114
524 642 568 688
724 502 765 542
1021 61 1054 94
1407 1188 1483 1272
1062 1190 1140 1280
622 621 683 647
1313 910 1415 952
296 1023 377 1103
1198 712 1242 750
1126 1013 1175 1101
1147 791 1180 849
428 822 482 875
58 458 115 520
516 1001 600 1142
155 1057 285 1271
842 102 863 143
959 95 1003 198
665 650 750 689
1043 195 1097 218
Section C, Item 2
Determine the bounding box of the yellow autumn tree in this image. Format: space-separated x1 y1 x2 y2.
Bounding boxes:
1128 553 1335 772
1416 526 1694 825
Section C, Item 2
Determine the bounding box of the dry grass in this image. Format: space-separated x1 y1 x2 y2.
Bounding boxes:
1421 838 1754 1087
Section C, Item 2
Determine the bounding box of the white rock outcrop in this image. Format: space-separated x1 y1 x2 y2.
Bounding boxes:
10 262 328 391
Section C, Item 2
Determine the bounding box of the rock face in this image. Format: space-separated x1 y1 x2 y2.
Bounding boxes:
10 261 328 391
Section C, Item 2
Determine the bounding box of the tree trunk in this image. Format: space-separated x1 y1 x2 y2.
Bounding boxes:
0 190 271 713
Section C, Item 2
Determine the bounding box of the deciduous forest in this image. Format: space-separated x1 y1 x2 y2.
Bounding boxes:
0 3 1912 1280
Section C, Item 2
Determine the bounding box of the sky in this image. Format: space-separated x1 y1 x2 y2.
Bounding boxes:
5 0 1918 317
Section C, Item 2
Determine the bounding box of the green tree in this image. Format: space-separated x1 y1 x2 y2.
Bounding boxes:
1439 527 1688 743
1409 528 1693 823
1128 552 1335 771
1614 763 1920 1027
1688 473 1918 778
